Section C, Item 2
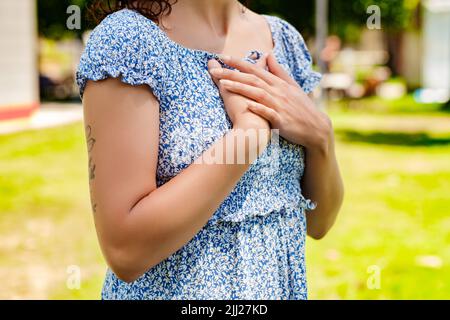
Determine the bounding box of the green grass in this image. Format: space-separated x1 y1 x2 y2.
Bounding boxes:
307 111 450 299
0 124 104 299
0 111 449 299
328 94 449 114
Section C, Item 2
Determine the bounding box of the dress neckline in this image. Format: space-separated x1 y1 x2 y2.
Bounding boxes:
122 9 279 60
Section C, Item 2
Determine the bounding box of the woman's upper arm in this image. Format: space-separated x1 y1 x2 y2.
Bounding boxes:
82 78 160 247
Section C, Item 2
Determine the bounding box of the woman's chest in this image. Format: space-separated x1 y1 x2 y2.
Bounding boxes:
155 58 304 185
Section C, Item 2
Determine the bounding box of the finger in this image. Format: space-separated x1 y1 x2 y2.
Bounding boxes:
247 101 280 126
218 54 279 85
220 79 277 108
208 58 222 70
207 59 222 87
208 59 236 101
209 67 271 92
266 53 299 87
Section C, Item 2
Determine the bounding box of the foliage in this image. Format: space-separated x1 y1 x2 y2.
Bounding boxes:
37 0 87 39
329 0 420 41
37 0 420 40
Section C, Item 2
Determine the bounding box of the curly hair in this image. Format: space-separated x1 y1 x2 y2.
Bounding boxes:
88 0 250 25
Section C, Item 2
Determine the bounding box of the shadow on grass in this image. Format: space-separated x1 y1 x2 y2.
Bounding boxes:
336 130 450 146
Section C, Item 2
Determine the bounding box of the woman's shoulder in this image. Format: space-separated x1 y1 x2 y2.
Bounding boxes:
86 8 164 51
263 14 306 45
97 7 142 29
261 14 312 62
76 9 167 99
262 14 322 94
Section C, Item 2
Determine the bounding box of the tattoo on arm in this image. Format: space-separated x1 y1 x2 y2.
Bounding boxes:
86 125 96 180
85 125 97 213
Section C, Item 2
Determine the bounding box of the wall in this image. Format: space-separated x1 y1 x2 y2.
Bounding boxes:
0 0 39 121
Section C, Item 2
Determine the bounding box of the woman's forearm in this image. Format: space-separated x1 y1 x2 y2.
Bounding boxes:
302 132 344 239
108 117 270 282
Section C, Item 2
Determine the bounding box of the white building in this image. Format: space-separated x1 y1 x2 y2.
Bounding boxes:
422 0 450 96
0 0 39 121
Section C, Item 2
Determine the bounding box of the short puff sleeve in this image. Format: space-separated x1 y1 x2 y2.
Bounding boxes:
76 9 166 101
276 18 322 94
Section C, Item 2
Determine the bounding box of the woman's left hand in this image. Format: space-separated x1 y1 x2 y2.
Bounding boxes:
209 53 332 155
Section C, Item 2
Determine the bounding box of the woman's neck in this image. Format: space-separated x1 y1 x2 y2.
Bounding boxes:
166 0 244 36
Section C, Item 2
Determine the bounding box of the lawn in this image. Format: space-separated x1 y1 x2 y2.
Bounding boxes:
0 110 449 299
308 110 450 299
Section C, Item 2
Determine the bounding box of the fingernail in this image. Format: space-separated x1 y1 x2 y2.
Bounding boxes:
209 68 223 76
208 59 220 68
220 79 233 87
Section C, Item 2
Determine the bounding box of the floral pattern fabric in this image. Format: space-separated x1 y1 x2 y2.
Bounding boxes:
76 8 322 300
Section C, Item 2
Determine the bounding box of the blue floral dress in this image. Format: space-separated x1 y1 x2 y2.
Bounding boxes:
76 8 322 300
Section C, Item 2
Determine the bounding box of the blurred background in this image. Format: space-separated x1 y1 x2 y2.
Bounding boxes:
0 0 449 299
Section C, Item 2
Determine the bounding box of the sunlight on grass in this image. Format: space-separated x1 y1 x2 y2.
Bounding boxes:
0 124 105 299
0 111 449 299
307 112 450 299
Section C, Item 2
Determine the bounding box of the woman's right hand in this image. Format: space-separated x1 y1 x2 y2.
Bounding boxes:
208 58 270 131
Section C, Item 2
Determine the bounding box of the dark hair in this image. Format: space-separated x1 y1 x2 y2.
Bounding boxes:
88 0 250 25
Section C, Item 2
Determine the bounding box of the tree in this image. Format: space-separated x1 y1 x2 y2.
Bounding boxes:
37 0 88 39
328 0 420 42
37 0 419 41
251 0 419 42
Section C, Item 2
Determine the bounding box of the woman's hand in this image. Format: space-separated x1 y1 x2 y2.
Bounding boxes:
209 53 332 155
208 59 269 132
210 54 344 239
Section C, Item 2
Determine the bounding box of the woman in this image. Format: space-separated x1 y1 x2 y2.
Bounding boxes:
77 0 344 300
